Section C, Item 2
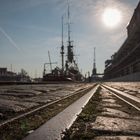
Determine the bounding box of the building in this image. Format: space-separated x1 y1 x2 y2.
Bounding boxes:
0 68 7 76
0 68 17 81
104 1 140 81
0 68 31 82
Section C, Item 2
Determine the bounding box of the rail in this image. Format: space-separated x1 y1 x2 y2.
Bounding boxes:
0 84 96 128
101 84 140 111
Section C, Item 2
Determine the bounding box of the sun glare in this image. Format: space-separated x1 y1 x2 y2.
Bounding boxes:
102 8 122 28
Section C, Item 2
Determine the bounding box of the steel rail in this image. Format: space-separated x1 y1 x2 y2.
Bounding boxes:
0 85 95 128
101 84 140 111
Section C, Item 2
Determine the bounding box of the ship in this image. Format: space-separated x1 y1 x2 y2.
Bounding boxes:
43 2 82 82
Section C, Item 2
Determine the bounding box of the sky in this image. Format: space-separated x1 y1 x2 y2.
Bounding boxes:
0 0 139 78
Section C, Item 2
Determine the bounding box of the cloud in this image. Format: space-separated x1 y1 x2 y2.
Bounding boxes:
0 27 21 51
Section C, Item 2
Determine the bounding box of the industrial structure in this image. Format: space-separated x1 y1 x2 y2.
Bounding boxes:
90 48 103 82
104 1 140 81
92 48 97 77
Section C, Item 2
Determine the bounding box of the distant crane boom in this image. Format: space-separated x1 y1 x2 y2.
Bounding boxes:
48 51 52 71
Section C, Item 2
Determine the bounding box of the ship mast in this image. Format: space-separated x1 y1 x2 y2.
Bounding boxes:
68 1 71 46
67 0 74 64
60 16 64 72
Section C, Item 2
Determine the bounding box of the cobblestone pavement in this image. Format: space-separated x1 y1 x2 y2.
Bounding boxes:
92 83 140 140
0 83 88 121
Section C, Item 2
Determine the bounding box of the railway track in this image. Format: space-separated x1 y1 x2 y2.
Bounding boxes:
0 84 97 140
101 83 140 111
1 83 140 140
0 85 95 128
2 83 138 129
66 83 140 139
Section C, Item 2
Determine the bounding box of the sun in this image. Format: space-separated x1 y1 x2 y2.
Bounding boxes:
102 8 122 28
